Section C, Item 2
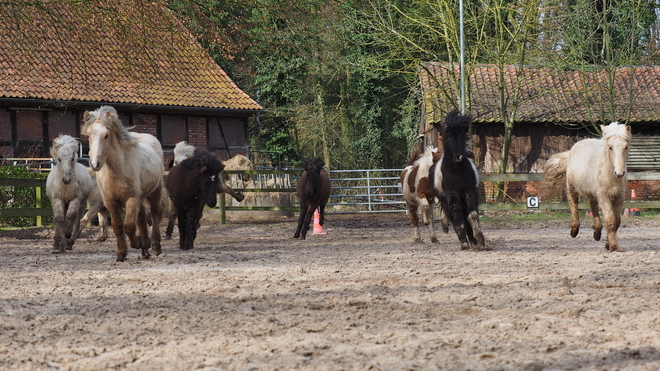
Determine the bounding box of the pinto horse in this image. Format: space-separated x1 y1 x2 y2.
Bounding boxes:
82 105 165 262
401 146 446 243
46 134 94 252
432 110 486 250
543 121 631 251
293 157 331 240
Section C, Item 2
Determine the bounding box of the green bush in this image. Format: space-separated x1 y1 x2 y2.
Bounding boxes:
0 165 52 227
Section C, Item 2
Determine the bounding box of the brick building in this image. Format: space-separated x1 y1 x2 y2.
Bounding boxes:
0 1 263 163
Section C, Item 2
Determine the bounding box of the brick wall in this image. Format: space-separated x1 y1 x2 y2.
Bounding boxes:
133 114 157 137
188 117 207 148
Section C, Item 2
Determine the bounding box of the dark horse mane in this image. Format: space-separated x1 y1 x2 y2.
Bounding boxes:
303 157 325 172
441 109 475 160
182 150 225 174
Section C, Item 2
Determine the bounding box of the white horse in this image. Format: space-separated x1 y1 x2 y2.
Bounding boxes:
82 105 165 262
543 122 631 251
46 134 94 253
73 168 110 242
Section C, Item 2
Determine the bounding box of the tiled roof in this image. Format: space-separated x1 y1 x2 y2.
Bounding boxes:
421 62 660 126
0 1 262 111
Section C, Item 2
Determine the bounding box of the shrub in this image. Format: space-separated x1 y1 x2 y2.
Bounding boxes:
0 165 52 227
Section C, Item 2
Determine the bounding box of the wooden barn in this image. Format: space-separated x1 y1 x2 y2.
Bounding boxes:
0 2 262 165
419 62 660 200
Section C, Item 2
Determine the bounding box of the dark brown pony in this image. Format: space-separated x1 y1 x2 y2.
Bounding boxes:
293 157 331 240
166 151 224 250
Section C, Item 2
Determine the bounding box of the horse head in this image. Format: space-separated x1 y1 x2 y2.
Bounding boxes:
439 109 474 163
50 134 79 185
303 157 325 197
81 105 132 171
601 121 631 179
187 151 224 208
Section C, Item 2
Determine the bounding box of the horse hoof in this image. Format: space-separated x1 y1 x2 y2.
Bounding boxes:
413 238 422 243
164 235 172 240
593 230 602 241
299 236 306 241
430 237 438 243
442 226 449 234
116 256 126 262
141 249 151 259
152 246 162 256
460 243 470 250
570 228 579 238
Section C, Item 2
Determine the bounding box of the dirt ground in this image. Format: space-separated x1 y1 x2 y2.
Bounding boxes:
2 211 660 371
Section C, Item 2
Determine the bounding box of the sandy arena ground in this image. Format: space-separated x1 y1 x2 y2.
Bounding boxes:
2 211 660 370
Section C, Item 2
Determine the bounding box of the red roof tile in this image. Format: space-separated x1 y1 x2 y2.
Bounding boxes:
0 1 262 111
421 62 660 126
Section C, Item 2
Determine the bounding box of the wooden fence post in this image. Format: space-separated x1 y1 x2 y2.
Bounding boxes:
35 186 42 226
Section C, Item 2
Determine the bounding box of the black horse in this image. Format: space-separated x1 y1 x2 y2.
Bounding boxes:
293 157 331 240
165 151 224 250
432 109 486 250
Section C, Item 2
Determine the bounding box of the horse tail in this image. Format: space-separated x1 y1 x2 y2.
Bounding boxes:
542 151 569 201
406 147 423 166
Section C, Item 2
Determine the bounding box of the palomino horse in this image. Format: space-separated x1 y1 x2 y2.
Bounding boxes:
293 157 331 240
82 105 165 262
401 146 446 243
46 134 94 252
164 141 245 240
432 110 486 250
543 121 631 251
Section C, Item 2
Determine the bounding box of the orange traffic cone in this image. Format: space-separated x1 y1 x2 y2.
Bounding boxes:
630 189 641 216
312 208 327 235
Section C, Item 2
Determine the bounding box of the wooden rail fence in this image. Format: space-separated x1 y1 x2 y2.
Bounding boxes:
3 171 660 226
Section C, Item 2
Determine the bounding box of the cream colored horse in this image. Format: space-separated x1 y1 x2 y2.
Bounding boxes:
46 134 94 252
82 106 164 262
543 122 631 251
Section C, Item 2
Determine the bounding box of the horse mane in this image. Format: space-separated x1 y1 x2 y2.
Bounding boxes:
173 141 197 165
50 134 79 159
437 109 475 159
602 121 631 141
81 105 135 145
183 150 224 174
303 157 325 172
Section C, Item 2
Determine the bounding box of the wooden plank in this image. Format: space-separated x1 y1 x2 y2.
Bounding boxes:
0 178 47 187
0 208 53 217
225 206 299 212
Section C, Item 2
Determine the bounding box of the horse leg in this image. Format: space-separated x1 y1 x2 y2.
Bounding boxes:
176 208 187 250
147 189 163 256
319 203 326 226
165 199 176 240
123 196 151 259
107 201 128 262
218 182 245 202
447 192 470 250
51 199 66 253
465 191 486 250
300 204 316 240
567 187 581 238
65 199 86 251
184 207 199 250
423 199 438 243
97 208 109 242
77 200 101 241
439 205 450 234
293 203 306 239
602 197 623 252
589 199 602 241
407 202 422 243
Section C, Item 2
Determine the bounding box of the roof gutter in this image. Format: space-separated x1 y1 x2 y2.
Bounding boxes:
0 98 265 117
